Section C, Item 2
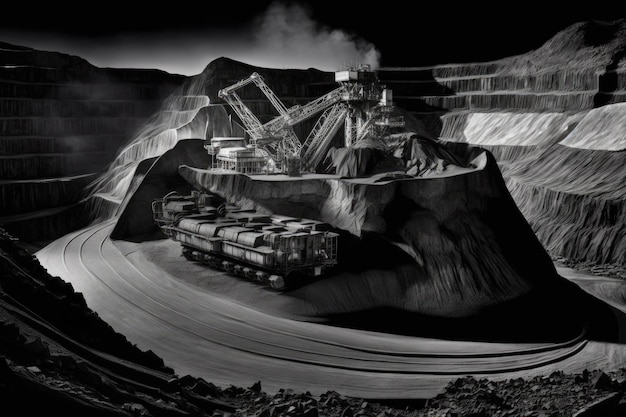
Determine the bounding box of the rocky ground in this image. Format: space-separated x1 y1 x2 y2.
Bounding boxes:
552 255 626 281
207 370 626 417
2 227 626 416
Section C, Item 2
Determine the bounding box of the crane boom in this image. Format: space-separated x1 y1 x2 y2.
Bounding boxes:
218 91 264 135
301 104 348 171
219 72 289 117
251 85 347 141
218 72 290 139
218 72 349 160
285 86 347 126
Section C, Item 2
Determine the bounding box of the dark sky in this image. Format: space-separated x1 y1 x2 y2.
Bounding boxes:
1 1 623 74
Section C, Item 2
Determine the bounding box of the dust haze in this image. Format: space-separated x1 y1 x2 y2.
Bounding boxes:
0 1 380 75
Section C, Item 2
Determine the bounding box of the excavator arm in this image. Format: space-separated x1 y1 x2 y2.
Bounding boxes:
218 72 289 137
218 72 348 160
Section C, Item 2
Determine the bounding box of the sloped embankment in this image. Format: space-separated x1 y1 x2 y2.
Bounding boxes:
487 103 626 266
83 95 215 223
109 139 212 239
503 154 626 266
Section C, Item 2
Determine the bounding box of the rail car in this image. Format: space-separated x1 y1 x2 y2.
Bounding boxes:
151 191 339 290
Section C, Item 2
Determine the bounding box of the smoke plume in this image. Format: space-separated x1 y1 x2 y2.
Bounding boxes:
245 1 381 70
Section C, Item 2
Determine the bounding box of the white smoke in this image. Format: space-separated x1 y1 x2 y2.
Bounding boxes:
244 1 381 71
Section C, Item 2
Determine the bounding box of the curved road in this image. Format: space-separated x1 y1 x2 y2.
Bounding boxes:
36 220 626 399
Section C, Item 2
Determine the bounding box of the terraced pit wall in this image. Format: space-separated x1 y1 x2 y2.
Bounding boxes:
375 19 626 266
0 42 184 243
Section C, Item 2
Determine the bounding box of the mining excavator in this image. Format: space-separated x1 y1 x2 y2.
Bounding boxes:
213 65 404 174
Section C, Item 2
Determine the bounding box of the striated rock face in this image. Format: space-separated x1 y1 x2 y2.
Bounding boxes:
380 20 626 125
503 142 626 265
377 19 626 267
110 139 212 239
558 102 626 150
84 95 214 221
0 41 184 242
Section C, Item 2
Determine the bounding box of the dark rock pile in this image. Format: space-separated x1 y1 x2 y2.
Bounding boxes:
223 383 416 417
418 371 626 417
193 371 626 417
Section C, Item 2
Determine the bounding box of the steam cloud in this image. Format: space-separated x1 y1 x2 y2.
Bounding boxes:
244 2 381 71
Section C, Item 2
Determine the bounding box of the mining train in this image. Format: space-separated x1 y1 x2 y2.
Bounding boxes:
151 190 339 290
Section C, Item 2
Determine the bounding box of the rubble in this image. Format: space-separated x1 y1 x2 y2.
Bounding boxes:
552 256 626 280
415 371 626 417
195 372 626 417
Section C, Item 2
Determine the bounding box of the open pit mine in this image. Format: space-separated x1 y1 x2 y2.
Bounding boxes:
2 18 626 415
